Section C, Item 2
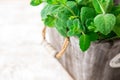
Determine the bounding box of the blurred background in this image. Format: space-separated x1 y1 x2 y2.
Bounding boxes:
0 0 72 80
0 0 43 46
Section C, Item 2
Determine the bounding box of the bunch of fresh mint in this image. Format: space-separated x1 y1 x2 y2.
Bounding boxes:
31 0 120 51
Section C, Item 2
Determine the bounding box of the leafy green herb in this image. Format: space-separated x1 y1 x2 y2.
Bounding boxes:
31 0 120 52
94 14 116 35
81 7 96 23
44 15 55 27
67 19 82 37
30 0 42 6
92 0 113 14
79 34 91 51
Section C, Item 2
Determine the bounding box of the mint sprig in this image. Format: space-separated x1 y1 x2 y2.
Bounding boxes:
31 0 120 52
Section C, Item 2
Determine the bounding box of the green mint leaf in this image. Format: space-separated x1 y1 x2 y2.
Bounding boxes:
44 15 55 27
30 0 42 6
76 0 82 3
101 0 113 12
64 1 77 16
92 0 113 13
92 0 102 13
81 7 96 24
67 19 82 37
67 19 75 36
76 0 90 5
76 0 82 2
54 3 75 37
67 19 73 28
79 34 91 52
94 14 116 35
85 19 93 27
47 0 67 4
59 0 67 3
73 19 81 29
66 1 76 7
88 25 96 31
55 18 67 37
47 0 58 4
41 4 60 20
55 21 67 37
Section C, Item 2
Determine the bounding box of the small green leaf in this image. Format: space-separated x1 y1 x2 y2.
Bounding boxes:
54 4 74 37
67 19 73 28
81 7 96 23
66 1 76 7
67 19 82 37
30 0 42 6
76 0 82 3
47 0 67 4
92 0 102 13
77 0 89 5
79 34 91 52
94 14 116 35
92 0 113 13
55 18 67 37
85 19 93 27
41 4 60 20
44 15 55 27
73 19 81 29
88 25 96 31
47 0 58 4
